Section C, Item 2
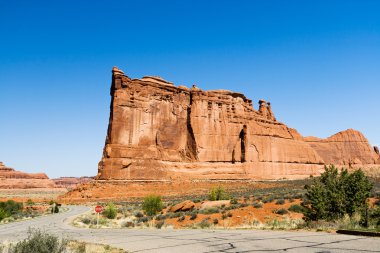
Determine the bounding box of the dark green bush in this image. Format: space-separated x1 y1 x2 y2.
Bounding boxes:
142 194 163 216
273 208 288 215
288 204 306 213
275 199 285 205
253 202 263 209
190 213 197 220
0 200 23 216
213 218 219 225
9 229 67 253
134 211 144 218
303 165 372 221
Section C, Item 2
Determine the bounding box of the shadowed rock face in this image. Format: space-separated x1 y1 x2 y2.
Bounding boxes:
97 67 379 180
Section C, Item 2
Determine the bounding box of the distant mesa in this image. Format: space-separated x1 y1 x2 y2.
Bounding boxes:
0 162 58 189
92 67 380 181
52 176 94 190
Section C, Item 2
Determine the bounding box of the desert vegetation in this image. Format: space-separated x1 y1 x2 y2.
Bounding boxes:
0 229 124 253
0 200 62 224
73 166 380 232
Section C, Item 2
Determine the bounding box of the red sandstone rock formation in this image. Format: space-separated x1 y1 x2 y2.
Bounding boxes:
96 67 379 181
0 162 58 189
52 177 94 190
304 129 379 166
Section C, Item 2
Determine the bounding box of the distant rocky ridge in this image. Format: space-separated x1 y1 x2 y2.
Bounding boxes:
52 176 94 190
96 67 380 181
0 162 58 189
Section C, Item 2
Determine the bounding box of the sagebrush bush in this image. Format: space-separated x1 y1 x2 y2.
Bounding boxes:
190 213 197 220
275 199 285 205
8 229 67 253
253 202 263 209
142 194 163 216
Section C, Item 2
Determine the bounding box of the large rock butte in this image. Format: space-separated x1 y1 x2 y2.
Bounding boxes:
97 67 380 181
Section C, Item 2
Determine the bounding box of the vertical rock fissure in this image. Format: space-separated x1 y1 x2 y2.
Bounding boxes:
185 92 198 161
240 125 247 163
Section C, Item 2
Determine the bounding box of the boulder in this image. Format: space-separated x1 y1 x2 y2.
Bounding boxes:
199 200 231 210
170 200 195 212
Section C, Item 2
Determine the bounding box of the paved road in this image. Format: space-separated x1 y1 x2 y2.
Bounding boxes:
0 206 379 252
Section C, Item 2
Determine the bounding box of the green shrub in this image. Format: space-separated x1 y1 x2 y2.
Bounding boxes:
122 221 135 228
142 194 163 216
303 165 373 221
213 218 219 225
134 211 144 218
103 203 117 219
253 202 263 209
26 199 34 206
155 221 165 229
9 228 67 253
209 186 230 201
273 208 288 215
275 199 285 205
0 200 23 216
199 219 211 228
137 216 150 223
230 198 238 204
0 207 9 221
288 204 306 213
177 216 185 222
190 213 197 220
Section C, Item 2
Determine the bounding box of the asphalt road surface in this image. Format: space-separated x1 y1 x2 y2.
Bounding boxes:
0 205 379 252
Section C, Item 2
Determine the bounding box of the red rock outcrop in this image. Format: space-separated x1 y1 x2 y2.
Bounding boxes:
304 129 379 166
0 162 58 189
52 177 94 190
96 67 379 181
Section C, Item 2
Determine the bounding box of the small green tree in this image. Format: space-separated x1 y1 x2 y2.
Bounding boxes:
103 203 117 219
142 194 163 216
209 186 229 201
303 165 373 221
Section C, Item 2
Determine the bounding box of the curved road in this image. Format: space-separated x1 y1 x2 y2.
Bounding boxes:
0 206 379 252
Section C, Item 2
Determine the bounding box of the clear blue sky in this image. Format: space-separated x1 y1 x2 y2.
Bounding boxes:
0 1 379 178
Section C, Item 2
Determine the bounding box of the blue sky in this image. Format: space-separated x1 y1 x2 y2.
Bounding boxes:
0 1 379 178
